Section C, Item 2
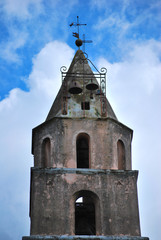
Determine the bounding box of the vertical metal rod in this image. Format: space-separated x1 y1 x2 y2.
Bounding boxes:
77 16 79 37
77 16 80 50
83 34 85 52
83 56 85 117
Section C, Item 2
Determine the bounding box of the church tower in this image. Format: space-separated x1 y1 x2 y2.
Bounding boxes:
22 22 149 240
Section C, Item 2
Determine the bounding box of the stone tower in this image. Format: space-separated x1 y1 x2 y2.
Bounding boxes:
23 49 149 240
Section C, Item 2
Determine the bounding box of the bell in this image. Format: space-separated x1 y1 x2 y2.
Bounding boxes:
68 81 82 94
86 79 98 91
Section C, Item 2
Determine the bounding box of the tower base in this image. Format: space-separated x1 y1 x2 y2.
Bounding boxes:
22 235 149 240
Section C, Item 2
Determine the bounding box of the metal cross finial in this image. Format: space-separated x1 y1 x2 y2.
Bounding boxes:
82 34 93 52
69 16 87 39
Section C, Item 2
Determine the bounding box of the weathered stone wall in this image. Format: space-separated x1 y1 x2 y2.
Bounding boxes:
32 118 132 170
30 168 140 236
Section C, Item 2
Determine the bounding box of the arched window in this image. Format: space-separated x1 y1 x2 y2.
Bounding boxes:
75 191 97 235
117 139 126 170
41 138 51 168
76 133 90 168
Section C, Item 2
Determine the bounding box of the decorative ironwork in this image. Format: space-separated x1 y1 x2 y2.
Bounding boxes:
60 66 68 115
99 68 107 116
60 66 68 82
60 53 107 117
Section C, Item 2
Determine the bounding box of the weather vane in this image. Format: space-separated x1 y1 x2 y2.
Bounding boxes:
70 16 88 48
82 34 93 52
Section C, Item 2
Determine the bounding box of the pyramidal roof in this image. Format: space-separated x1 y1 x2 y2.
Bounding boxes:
46 50 117 121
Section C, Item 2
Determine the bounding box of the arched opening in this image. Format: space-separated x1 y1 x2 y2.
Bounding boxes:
117 139 126 170
75 191 97 235
76 133 90 168
42 138 51 168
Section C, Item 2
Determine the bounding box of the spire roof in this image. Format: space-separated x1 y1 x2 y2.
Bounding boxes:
46 50 117 121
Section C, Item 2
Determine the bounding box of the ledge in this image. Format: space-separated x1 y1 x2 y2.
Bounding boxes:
31 168 138 177
22 235 149 240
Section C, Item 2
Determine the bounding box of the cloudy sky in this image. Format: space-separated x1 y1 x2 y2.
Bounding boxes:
0 0 161 239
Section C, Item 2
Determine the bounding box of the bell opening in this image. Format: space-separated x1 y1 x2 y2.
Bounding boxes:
69 87 82 94
86 80 98 91
69 82 82 94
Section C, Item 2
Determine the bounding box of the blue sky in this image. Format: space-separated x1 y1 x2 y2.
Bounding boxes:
0 0 161 240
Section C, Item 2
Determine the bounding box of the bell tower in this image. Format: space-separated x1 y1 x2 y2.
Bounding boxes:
22 19 149 240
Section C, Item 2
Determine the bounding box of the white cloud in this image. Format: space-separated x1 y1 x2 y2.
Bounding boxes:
0 0 43 63
1 0 43 19
90 0 107 9
0 0 78 63
28 41 74 96
98 39 161 97
0 41 74 240
0 29 28 63
93 1 161 47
